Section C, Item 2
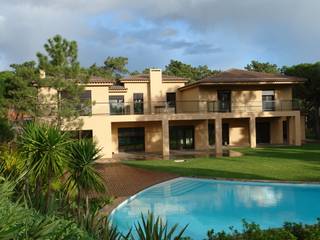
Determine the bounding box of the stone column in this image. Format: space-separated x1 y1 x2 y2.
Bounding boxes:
195 120 209 150
249 116 256 148
215 117 222 155
294 114 301 146
270 117 283 144
95 118 113 159
162 117 170 157
288 116 295 145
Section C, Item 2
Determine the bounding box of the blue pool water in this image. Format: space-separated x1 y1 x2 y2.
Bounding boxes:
111 177 320 239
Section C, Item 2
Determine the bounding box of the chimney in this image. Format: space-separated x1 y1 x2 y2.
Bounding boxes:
39 69 46 79
149 69 162 113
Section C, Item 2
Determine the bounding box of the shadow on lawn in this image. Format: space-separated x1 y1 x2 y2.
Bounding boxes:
238 145 320 163
125 163 277 181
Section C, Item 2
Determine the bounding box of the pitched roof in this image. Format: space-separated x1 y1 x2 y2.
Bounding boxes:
88 76 114 84
121 74 188 82
179 69 305 90
109 85 127 90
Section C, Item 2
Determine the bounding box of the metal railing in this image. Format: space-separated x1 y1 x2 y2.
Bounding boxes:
32 99 303 117
100 99 302 116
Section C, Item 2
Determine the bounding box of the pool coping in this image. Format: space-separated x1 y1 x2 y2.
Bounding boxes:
107 176 320 218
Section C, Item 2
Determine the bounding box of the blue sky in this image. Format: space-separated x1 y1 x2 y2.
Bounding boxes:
1 0 320 71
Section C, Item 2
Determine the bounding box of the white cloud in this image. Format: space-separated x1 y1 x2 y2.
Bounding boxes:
0 0 320 71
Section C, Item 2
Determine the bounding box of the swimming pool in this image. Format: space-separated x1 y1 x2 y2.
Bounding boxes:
111 177 320 239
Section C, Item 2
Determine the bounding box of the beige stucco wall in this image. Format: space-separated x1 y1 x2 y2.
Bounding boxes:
270 117 284 144
223 118 250 146
232 90 262 112
178 87 200 113
85 86 109 115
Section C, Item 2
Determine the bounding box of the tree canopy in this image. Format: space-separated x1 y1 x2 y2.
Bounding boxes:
163 60 219 82
0 62 39 121
88 56 129 81
245 60 280 73
36 34 89 128
283 62 320 138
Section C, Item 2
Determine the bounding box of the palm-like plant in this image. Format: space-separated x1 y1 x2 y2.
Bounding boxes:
65 139 106 219
134 212 188 240
18 122 70 212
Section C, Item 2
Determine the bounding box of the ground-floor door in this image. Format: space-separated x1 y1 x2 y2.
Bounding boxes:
222 123 229 145
283 120 288 144
169 126 194 150
118 127 145 152
256 122 271 144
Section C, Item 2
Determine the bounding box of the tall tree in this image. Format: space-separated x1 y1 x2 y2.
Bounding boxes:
164 60 219 82
36 34 89 128
283 62 320 139
103 56 128 79
87 63 112 78
1 62 39 122
245 60 280 73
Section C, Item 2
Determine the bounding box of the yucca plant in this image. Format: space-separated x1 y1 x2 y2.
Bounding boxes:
0 179 91 239
0 146 25 180
78 210 130 240
18 122 71 212
65 139 106 219
134 212 188 240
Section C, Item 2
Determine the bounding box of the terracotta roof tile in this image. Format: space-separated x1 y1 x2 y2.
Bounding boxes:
89 76 114 84
179 69 305 90
109 85 127 90
200 69 305 83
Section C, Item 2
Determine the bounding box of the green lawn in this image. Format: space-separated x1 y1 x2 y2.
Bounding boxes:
124 144 320 181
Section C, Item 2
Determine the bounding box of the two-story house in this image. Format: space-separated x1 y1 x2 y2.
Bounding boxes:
66 68 305 159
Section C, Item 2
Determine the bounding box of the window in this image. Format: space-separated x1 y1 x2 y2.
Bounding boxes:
79 90 92 116
133 93 144 114
208 123 215 145
166 92 176 108
60 90 92 116
118 127 145 151
109 95 125 115
217 90 231 112
262 90 275 111
66 130 93 140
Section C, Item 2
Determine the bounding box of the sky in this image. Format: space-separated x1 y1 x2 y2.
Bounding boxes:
0 0 320 72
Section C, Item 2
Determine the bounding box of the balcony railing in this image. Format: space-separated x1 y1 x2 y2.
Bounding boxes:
102 100 302 116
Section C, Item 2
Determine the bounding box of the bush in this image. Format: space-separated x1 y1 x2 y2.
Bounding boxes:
0 118 14 143
204 219 320 240
0 180 92 240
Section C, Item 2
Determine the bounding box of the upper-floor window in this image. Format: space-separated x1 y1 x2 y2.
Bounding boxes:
133 93 144 114
217 90 231 112
79 90 92 116
109 95 125 115
166 93 176 108
60 90 92 116
262 90 275 111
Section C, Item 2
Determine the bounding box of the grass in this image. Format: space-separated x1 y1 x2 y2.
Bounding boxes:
124 144 320 182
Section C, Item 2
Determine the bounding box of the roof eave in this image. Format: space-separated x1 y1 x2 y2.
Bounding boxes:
179 80 304 91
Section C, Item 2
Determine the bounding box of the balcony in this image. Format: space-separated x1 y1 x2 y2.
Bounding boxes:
102 100 301 115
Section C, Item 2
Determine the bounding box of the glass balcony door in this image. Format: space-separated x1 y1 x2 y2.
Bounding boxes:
217 90 231 112
109 95 125 115
169 126 194 150
133 93 144 114
262 90 275 111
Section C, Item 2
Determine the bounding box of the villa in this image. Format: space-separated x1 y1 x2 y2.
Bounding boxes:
56 68 306 159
